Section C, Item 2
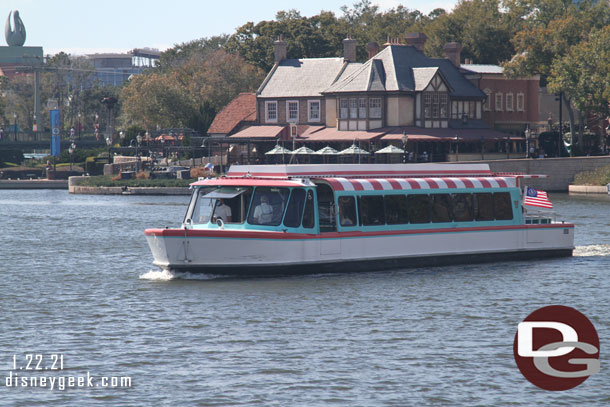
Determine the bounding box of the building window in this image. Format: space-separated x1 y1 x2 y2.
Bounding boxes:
265 101 277 123
516 93 525 112
495 93 503 111
369 98 382 118
483 89 491 111
506 93 514 112
359 98 367 118
286 101 299 122
424 92 449 119
308 100 320 122
340 99 348 119
349 98 358 119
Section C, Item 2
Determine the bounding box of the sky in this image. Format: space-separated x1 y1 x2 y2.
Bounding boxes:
2 0 458 56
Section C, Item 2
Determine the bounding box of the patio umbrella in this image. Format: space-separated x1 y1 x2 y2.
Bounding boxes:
338 144 369 155
265 144 292 155
374 145 404 154
291 146 316 155
315 146 338 155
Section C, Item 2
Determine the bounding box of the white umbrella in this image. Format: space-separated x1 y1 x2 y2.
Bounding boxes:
338 144 369 155
315 146 338 155
375 144 405 154
291 146 316 155
265 144 292 155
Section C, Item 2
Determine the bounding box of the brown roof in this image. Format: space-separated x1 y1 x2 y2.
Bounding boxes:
229 125 285 139
208 93 257 135
301 127 386 142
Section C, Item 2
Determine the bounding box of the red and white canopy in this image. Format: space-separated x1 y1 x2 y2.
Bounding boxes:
321 177 516 191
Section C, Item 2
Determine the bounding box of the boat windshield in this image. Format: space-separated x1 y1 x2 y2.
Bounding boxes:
190 187 250 225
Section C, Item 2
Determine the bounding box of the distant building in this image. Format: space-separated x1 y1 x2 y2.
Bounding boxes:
86 48 160 87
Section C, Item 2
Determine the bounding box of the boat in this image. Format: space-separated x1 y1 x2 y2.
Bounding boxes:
144 163 574 276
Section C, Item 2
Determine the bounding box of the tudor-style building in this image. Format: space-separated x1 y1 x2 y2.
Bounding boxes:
224 33 533 163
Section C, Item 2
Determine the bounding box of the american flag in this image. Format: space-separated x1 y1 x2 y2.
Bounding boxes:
524 187 553 209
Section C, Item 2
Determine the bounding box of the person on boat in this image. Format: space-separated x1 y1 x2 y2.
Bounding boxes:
214 199 232 222
253 195 273 224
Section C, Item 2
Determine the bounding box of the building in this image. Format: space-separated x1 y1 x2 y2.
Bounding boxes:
87 48 160 87
224 33 534 163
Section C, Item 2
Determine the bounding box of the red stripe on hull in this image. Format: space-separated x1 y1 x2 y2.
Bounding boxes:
145 223 574 240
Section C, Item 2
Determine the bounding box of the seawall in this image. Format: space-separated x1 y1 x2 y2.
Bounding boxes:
0 179 68 189
69 176 190 195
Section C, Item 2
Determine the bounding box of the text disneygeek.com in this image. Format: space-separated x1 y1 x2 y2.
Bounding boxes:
5 371 132 390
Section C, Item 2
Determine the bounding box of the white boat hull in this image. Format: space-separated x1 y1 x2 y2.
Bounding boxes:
145 223 574 275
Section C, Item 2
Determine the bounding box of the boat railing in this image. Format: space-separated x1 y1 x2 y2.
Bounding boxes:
524 209 556 225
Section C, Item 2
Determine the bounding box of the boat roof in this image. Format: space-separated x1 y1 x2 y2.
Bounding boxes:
320 176 516 191
227 163 493 178
190 178 313 188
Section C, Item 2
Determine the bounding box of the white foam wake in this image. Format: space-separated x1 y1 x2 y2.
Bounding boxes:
139 269 176 281
574 245 610 257
139 269 224 281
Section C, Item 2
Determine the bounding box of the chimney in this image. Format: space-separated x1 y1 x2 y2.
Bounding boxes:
444 42 463 67
343 35 356 62
366 41 379 59
274 35 287 63
404 32 427 52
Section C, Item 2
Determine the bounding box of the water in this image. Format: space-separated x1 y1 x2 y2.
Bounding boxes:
0 190 608 406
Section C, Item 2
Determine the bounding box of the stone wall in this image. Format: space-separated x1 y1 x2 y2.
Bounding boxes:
458 156 610 191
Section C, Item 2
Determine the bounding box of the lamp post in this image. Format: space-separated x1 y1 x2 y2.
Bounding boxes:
136 134 142 173
106 136 112 164
454 135 460 162
94 113 100 141
68 142 76 172
77 112 81 140
525 125 531 158
13 113 17 141
402 132 408 163
33 114 37 140
506 133 510 159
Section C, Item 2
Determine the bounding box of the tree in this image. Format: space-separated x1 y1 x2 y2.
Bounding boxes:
423 0 516 64
119 50 265 134
549 26 610 136
503 0 610 149
157 35 230 71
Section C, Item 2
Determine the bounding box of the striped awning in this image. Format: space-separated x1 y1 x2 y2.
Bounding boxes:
320 177 516 191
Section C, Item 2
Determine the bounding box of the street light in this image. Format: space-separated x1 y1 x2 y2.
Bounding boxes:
68 142 76 172
106 136 112 164
136 134 142 173
78 112 81 140
454 135 460 162
13 113 17 141
525 125 531 158
401 132 408 163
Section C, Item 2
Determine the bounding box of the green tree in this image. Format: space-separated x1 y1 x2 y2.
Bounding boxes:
549 26 610 131
503 0 610 148
157 35 230 71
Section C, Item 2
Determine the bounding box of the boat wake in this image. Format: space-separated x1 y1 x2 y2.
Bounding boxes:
139 269 224 281
574 245 610 257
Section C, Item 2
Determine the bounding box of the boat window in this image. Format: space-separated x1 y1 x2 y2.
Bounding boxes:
452 193 474 222
191 188 217 225
493 192 513 220
192 187 251 224
302 190 315 229
358 195 385 226
247 187 290 226
474 193 494 221
407 194 431 224
283 188 306 228
338 196 357 227
384 195 409 225
431 194 452 223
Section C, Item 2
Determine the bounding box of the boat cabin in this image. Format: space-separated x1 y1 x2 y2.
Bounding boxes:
184 164 524 234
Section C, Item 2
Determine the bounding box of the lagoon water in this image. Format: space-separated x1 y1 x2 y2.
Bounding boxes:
0 190 608 406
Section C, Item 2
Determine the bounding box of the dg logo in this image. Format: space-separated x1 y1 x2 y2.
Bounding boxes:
513 305 600 390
